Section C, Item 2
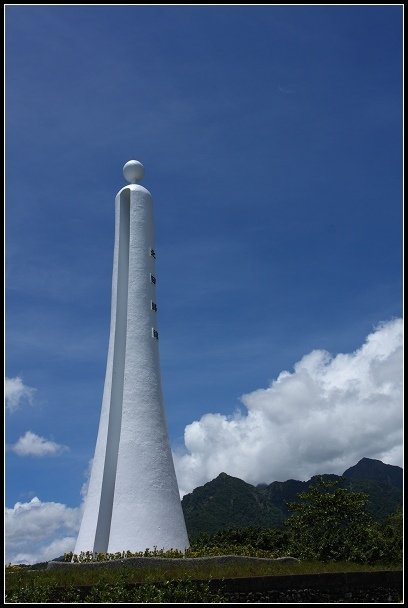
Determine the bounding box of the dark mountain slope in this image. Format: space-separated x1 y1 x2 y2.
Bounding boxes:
343 457 402 489
181 459 402 538
182 472 284 536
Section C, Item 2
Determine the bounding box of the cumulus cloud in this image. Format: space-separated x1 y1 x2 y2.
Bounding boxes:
5 497 81 564
5 376 36 413
5 319 402 563
5 461 92 564
10 431 69 457
174 318 403 496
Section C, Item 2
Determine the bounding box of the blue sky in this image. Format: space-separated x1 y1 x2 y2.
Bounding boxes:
5 5 402 561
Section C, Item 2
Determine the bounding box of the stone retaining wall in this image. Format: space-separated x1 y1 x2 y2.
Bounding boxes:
215 571 402 603
47 554 299 570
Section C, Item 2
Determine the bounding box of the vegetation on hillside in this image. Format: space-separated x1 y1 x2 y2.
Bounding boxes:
5 472 402 603
182 459 403 537
285 476 402 564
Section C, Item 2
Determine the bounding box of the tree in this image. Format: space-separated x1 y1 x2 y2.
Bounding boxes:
285 475 376 562
377 508 403 564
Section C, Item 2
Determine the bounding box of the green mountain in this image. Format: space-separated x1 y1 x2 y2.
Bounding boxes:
343 457 402 489
181 459 402 538
181 472 284 536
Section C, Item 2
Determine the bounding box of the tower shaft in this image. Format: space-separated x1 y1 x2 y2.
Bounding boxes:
74 174 189 554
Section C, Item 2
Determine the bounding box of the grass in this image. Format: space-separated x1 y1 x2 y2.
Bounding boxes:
5 559 398 591
5 559 402 603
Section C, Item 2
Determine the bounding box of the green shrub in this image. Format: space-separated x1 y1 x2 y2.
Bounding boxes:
5 574 80 603
191 526 289 553
83 579 226 603
285 476 402 564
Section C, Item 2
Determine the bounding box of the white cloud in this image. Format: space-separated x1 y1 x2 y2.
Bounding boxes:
174 318 403 496
5 461 92 564
10 431 68 457
5 376 36 413
5 320 402 563
5 497 81 564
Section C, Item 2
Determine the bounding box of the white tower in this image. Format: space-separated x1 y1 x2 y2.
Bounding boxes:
74 160 189 554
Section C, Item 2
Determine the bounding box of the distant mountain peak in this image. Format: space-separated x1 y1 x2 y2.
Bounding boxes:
343 458 402 489
358 457 384 464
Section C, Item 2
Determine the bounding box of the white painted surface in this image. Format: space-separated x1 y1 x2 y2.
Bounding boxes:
123 160 144 184
74 163 189 554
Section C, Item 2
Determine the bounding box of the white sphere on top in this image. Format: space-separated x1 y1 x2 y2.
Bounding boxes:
123 160 144 183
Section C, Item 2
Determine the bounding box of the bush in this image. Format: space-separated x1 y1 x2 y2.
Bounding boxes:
63 531 290 563
5 574 80 603
285 476 402 564
83 579 226 603
5 573 226 603
192 527 289 553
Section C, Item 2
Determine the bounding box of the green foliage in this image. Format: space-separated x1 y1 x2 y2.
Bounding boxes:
182 463 402 538
285 476 402 564
64 547 186 562
6 477 402 604
5 571 225 603
285 476 372 562
347 479 403 520
192 526 290 554
371 509 403 564
61 502 402 566
64 530 290 563
5 573 80 603
5 559 399 602
182 473 284 537
83 578 225 603
64 541 282 563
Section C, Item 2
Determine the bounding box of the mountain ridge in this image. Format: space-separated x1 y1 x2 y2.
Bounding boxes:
181 458 402 538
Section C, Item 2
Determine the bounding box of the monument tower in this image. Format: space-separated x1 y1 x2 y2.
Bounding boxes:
74 160 189 554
